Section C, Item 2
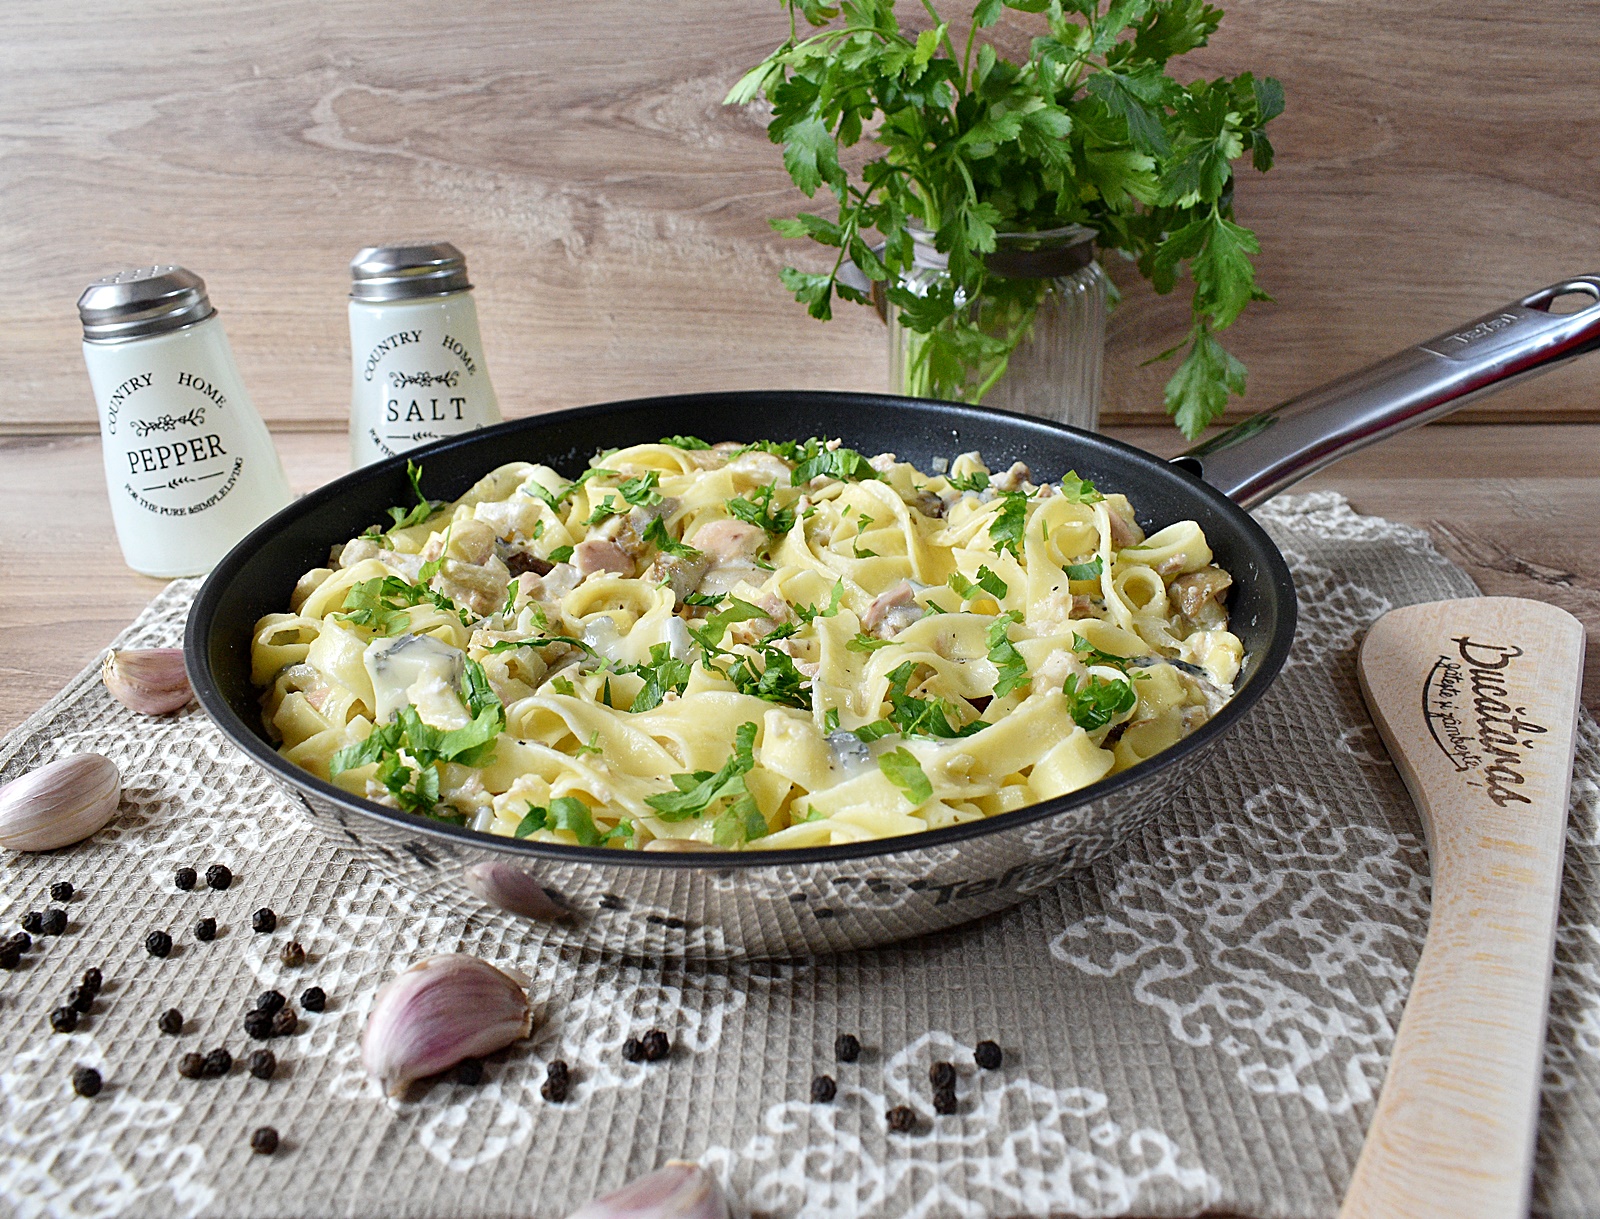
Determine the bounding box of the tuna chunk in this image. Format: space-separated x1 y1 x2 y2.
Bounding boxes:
862 580 920 639
691 519 766 564
573 539 636 578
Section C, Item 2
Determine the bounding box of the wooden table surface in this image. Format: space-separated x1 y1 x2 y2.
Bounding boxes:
2 422 1595 738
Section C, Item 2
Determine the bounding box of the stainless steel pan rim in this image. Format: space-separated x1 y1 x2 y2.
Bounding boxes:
186 390 1299 872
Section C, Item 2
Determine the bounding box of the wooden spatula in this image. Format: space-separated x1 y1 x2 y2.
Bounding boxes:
1341 597 1587 1218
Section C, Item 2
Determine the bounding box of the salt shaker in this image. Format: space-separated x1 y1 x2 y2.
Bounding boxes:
77 266 293 578
347 242 501 467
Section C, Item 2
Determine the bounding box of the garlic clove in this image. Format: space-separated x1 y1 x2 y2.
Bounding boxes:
102 648 192 716
564 1162 730 1219
0 754 121 852
361 953 531 1098
462 861 572 921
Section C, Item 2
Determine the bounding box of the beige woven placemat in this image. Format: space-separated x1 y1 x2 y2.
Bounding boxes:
1 491 1596 1219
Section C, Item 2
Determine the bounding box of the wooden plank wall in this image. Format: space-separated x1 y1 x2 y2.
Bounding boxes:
4 0 1598 435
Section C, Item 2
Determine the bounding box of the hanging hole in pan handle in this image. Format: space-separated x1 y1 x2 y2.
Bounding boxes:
1523 278 1600 315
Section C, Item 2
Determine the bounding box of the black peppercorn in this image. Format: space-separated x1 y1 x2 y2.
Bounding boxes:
250 908 276 934
202 1048 232 1077
177 1053 206 1079
540 1074 568 1103
67 985 94 1014
50 1006 78 1033
243 1009 273 1040
973 1040 1003 1071
50 881 73 902
174 867 197 891
453 1058 483 1085
640 1029 670 1062
885 1105 918 1133
929 1061 956 1090
80 967 102 994
810 1074 837 1103
270 1007 297 1037
0 946 19 971
71 1066 102 1097
9 932 31 953
205 864 232 891
250 1126 279 1155
279 941 305 968
834 1033 861 1063
621 1036 645 1063
254 990 286 1015
40 908 67 936
932 1086 958 1115
546 1060 570 1086
21 911 42 934
193 917 216 942
299 986 326 1013
247 1049 276 1080
145 930 172 958
158 1009 183 1035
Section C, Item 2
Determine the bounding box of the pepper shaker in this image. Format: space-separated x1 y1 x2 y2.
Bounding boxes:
347 242 501 468
77 266 293 578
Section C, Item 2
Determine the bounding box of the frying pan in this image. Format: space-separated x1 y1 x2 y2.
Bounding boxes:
187 276 1600 959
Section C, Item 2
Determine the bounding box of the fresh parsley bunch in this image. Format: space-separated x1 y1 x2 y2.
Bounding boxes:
728 0 1283 437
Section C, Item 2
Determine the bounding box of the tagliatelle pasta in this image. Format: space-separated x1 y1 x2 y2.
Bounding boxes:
250 437 1243 851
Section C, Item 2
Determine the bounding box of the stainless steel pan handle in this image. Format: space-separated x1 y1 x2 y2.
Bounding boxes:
1173 276 1600 507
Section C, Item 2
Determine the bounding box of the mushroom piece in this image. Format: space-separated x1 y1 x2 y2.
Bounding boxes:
572 539 636 578
861 580 920 639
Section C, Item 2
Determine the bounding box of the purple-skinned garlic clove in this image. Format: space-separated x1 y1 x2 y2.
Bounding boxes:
0 753 121 852
564 1162 730 1219
102 648 192 715
362 953 531 1098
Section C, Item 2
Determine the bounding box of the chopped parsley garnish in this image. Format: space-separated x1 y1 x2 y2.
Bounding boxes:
1072 634 1136 671
575 730 603 757
514 795 602 845
501 580 519 617
850 512 878 558
521 467 616 515
878 747 932 806
336 575 471 633
644 722 768 845
687 598 767 660
548 545 575 564
987 613 1028 699
550 676 577 696
847 632 894 653
947 470 989 493
585 495 623 525
726 483 795 536
948 565 1008 601
683 591 726 607
793 580 844 623
329 658 506 817
619 643 694 712
873 661 985 740
386 460 441 532
619 471 662 506
482 634 594 656
660 434 711 450
724 646 811 709
989 491 1028 559
823 707 840 733
1064 556 1104 581
1063 673 1137 732
642 515 702 560
791 441 879 486
1059 471 1105 505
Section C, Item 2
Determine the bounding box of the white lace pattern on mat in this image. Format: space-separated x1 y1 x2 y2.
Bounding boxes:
702 1032 1218 1219
1051 786 1429 1114
1544 718 1600 1095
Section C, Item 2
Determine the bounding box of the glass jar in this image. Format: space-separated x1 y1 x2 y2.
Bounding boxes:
886 225 1107 430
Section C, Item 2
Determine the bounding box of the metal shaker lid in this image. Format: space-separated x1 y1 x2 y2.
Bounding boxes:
77 266 216 344
349 242 472 302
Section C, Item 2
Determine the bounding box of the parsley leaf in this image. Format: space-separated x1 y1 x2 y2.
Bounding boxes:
987 613 1028 699
850 512 878 558
847 632 895 653
989 491 1028 559
1063 673 1137 731
881 661 984 739
482 634 594 656
585 495 624 526
575 730 603 757
619 643 694 712
726 483 796 536
723 646 812 709
642 515 702 560
548 545 575 564
1064 556 1104 581
385 460 440 532
619 471 662 506
659 434 711 450
793 580 845 623
686 598 767 659
879 747 933 806
947 470 989 493
336 575 471 634
1059 471 1105 504
949 564 1008 601
791 443 879 485
515 795 603 845
645 721 759 820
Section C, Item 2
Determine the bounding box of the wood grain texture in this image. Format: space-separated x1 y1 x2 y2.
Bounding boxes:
2 423 1597 738
1346 598 1585 1218
3 2 1599 434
